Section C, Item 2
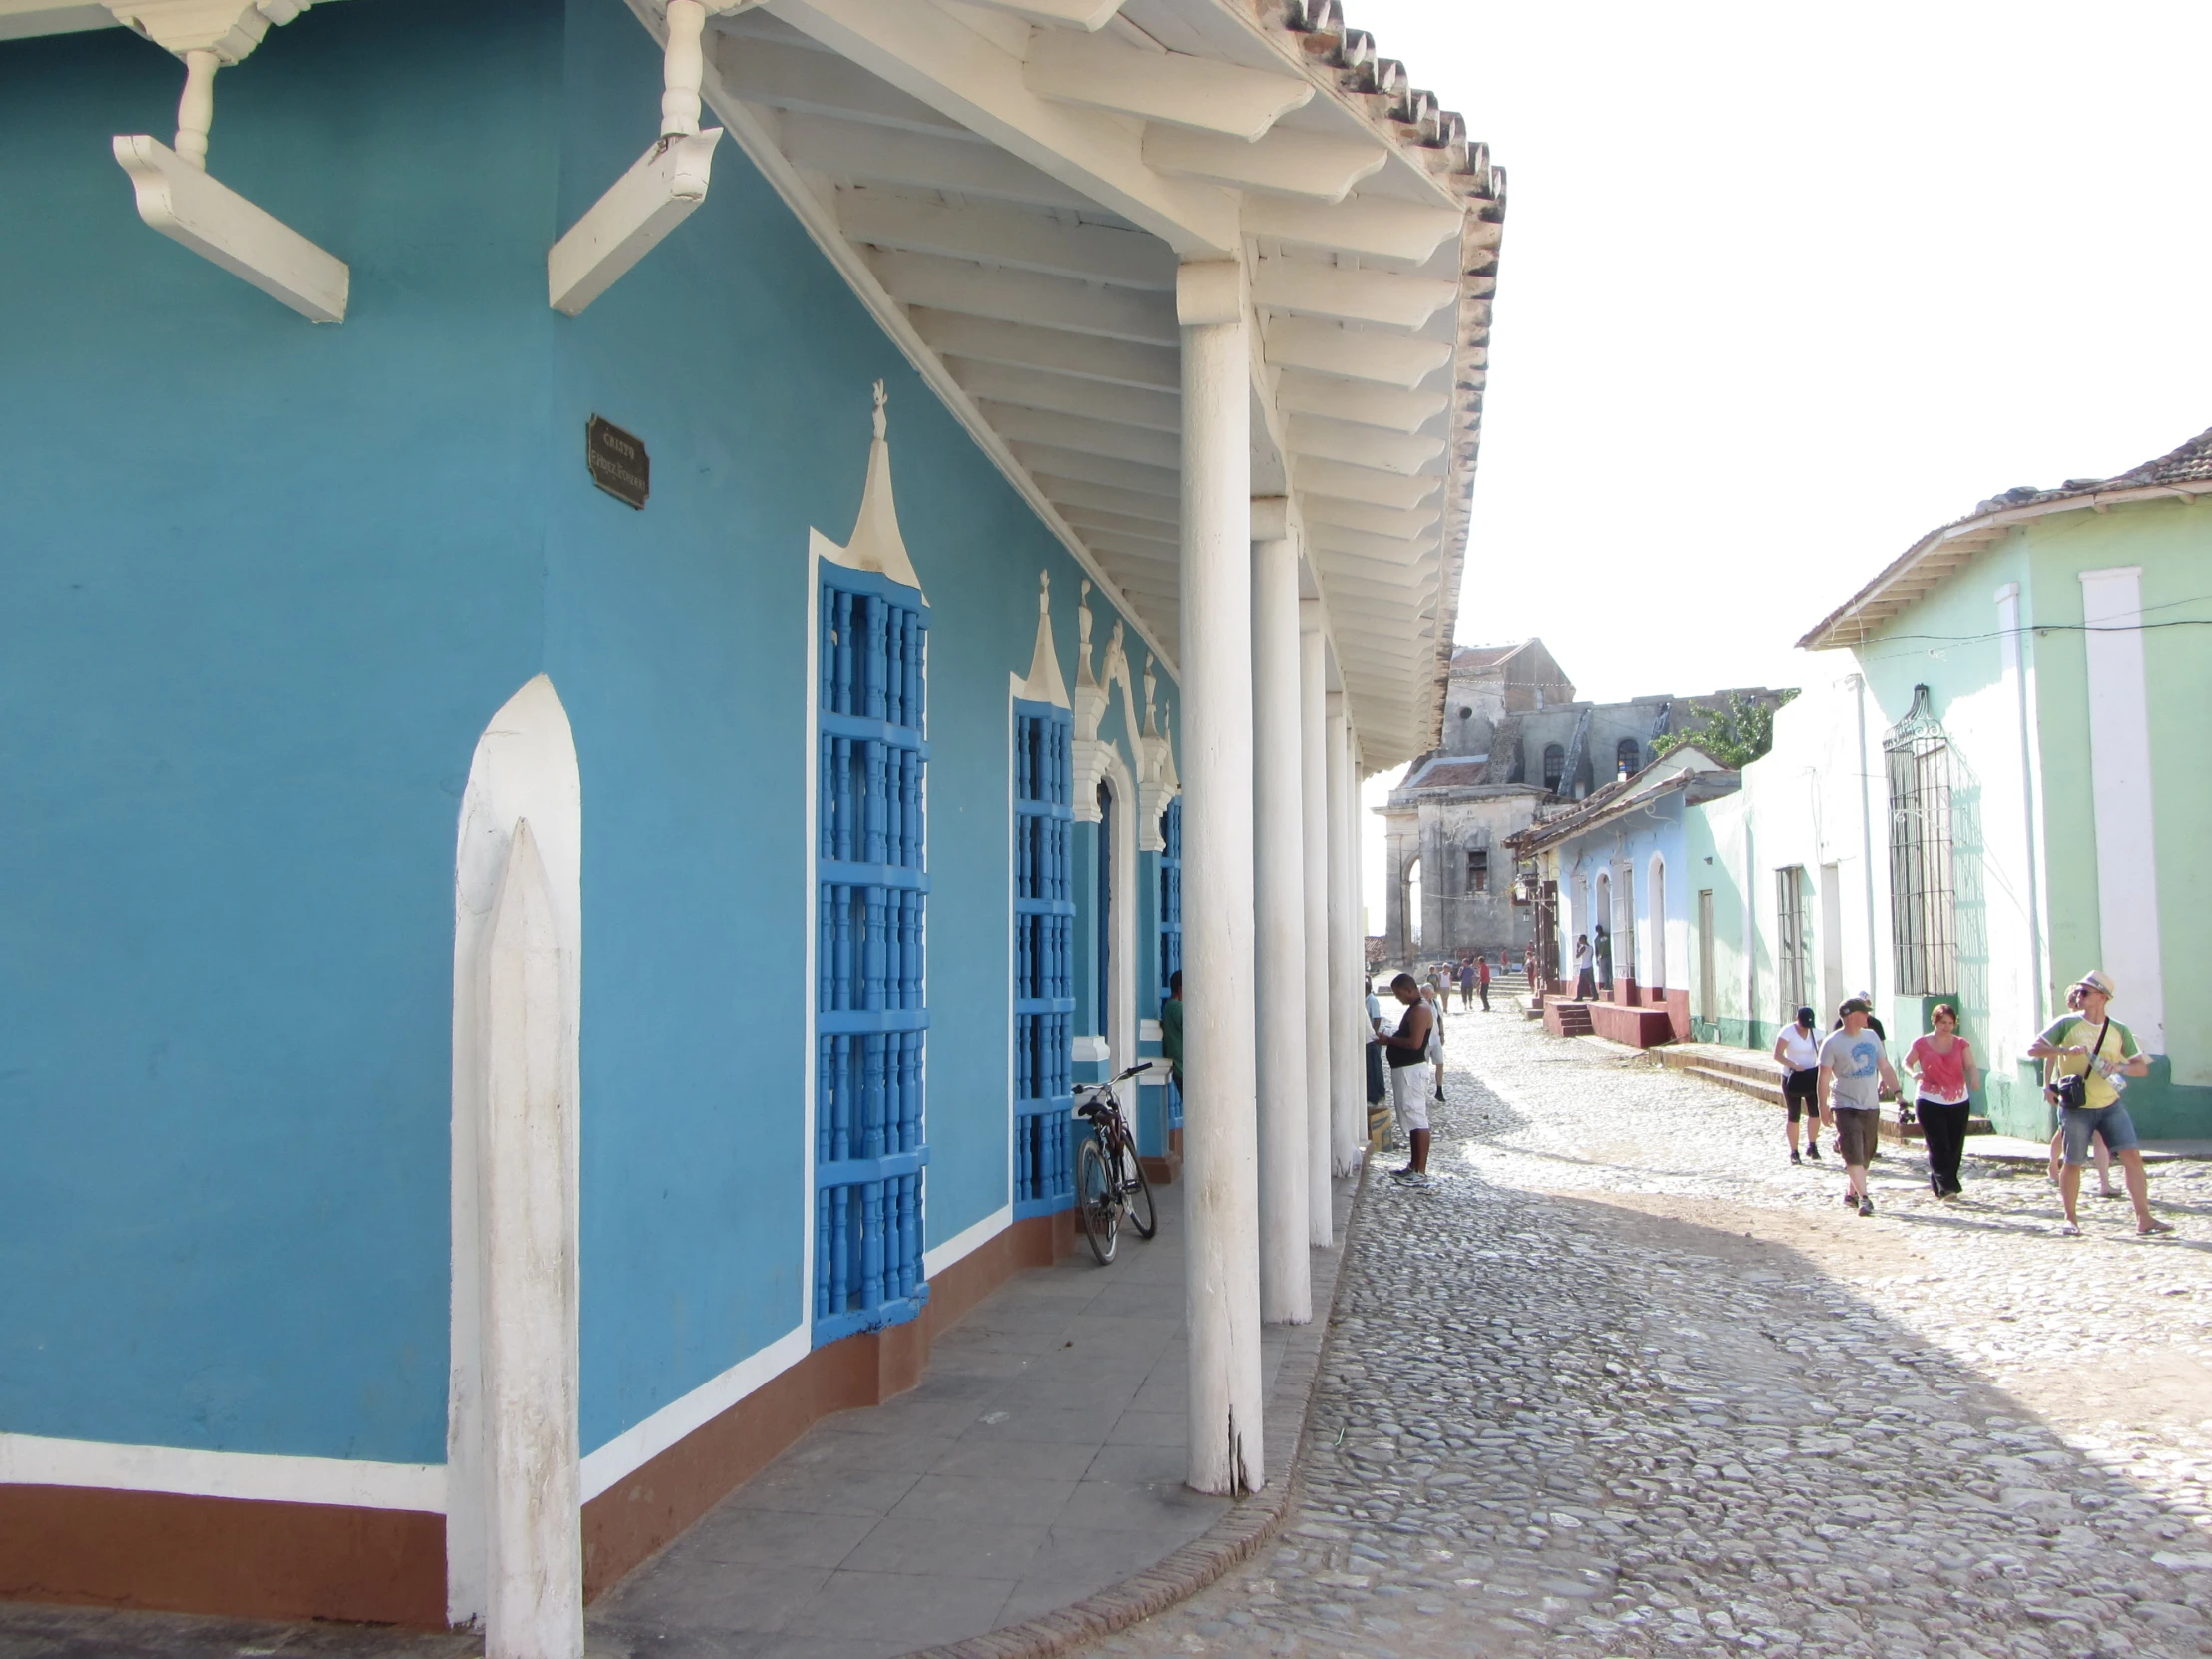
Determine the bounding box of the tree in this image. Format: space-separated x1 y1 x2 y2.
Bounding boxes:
1652 689 1797 769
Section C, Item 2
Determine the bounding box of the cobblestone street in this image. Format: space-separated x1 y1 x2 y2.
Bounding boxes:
1096 1007 2212 1659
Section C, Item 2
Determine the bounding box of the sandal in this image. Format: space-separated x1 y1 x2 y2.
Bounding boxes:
2139 1219 2175 1236
2058 1223 2083 1237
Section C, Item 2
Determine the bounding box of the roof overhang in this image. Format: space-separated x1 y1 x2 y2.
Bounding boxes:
7 0 1501 769
1798 478 2212 653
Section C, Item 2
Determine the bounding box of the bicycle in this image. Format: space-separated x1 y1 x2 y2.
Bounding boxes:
1073 1062 1159 1265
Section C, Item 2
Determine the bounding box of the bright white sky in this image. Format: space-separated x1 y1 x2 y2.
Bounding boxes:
1359 0 2212 931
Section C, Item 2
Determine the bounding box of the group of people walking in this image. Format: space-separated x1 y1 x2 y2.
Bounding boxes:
1412 954 1498 1013
1769 969 2171 1235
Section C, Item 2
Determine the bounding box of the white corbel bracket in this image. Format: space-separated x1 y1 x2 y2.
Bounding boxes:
548 0 740 315
113 135 348 321
108 1 349 322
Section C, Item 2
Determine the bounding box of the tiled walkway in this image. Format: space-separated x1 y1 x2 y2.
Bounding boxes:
0 1175 1354 1659
591 1177 1350 1658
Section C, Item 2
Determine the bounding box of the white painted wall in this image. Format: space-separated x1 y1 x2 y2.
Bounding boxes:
2079 565 2167 1052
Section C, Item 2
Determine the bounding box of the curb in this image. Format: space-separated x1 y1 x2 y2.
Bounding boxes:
898 1160 1372 1659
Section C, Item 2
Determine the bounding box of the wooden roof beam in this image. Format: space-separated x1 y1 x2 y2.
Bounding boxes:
835 190 1175 289
771 0 1241 253
1024 29 1312 141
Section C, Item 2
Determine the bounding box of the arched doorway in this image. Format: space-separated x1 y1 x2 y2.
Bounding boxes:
1097 778 1113 1047
1088 754 1141 1075
1405 855 1423 954
1647 852 1667 996
1592 869 1612 994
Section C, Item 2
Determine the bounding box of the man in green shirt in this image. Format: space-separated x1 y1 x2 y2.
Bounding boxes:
2026 969 2171 1237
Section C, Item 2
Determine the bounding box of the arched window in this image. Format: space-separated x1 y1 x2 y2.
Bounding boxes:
1616 738 1640 777
1014 699 1074 1217
1541 743 1565 792
816 570 929 1342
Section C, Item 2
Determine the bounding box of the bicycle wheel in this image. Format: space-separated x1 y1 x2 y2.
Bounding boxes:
1120 1130 1157 1240
1077 1137 1118 1265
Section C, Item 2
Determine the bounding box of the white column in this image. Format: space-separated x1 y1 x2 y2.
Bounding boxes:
480 821 583 1659
1298 604 1333 1243
1251 519 1310 1323
2080 566 2166 1052
1177 260 1264 1495
1326 690 1362 1174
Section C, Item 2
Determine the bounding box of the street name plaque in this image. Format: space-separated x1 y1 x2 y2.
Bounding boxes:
586 414 649 509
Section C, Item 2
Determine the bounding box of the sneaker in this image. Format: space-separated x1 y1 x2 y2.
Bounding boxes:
1858 1197 1875 1218
1390 1165 1422 1182
1842 1191 1858 1208
1805 1142 1822 1161
1790 1150 1803 1166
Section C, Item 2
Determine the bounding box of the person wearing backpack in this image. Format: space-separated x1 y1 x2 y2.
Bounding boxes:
2026 970 2171 1237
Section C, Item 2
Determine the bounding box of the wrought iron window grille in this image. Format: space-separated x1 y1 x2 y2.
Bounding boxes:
1884 683 1958 998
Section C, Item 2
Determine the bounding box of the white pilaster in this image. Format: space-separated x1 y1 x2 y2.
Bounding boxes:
1325 690 1362 1175
1177 259 1264 1494
1251 521 1310 1324
1996 583 2048 1030
2079 566 2166 1052
1297 604 1333 1241
479 820 582 1659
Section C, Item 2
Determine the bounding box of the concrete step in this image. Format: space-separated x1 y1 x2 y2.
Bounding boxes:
1659 1043 1785 1087
1683 1064 1783 1107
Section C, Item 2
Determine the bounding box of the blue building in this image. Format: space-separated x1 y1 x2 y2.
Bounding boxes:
0 0 1498 1636
1509 746 1743 1048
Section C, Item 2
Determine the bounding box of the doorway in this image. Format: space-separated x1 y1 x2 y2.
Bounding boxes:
1697 889 1716 1026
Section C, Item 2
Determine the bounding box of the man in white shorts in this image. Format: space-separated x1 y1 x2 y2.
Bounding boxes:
1381 973 1435 1184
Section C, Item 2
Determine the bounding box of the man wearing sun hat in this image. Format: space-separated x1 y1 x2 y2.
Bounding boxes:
2027 970 2172 1238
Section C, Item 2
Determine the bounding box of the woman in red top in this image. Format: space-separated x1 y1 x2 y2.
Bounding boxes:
1906 1004 1981 1200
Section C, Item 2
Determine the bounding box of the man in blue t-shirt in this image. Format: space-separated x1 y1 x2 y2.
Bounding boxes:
1819 998 1899 1218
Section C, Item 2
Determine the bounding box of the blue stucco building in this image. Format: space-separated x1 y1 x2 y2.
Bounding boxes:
0 0 1500 1631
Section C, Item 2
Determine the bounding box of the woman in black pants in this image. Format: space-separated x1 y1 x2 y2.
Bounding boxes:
1905 1003 1981 1198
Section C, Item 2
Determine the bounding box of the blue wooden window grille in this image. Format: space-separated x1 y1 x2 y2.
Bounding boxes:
815 569 929 1346
1013 701 1075 1218
1157 798 1182 1131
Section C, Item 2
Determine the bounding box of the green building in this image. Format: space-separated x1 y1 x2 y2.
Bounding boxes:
1684 426 2211 1139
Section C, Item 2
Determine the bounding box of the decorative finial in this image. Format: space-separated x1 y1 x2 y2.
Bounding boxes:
1077 583 1094 653
871 379 887 440
1039 570 1050 613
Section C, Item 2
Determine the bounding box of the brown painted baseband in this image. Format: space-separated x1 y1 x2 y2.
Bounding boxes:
898 1161 1372 1659
0 1485 445 1627
0 1209 1079 1630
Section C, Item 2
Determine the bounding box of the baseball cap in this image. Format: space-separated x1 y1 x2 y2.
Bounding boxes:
1839 997 1872 1017
2075 969 2117 999
1796 1006 1816 1025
